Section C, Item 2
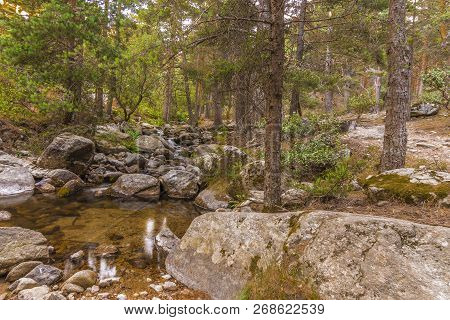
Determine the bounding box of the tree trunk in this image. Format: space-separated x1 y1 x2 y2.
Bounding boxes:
324 45 333 113
213 84 223 128
235 71 251 146
380 0 411 171
163 63 174 123
324 12 333 113
264 0 284 211
342 61 352 110
181 52 194 126
373 69 382 113
289 0 307 116
95 87 104 117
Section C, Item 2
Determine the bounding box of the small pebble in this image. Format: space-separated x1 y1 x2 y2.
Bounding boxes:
163 281 177 291
117 293 127 300
139 291 148 297
149 284 163 292
152 297 161 300
161 274 172 280
91 285 100 294
97 292 110 300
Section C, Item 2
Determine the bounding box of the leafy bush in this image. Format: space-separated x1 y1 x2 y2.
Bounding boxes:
282 114 340 138
283 114 342 179
284 138 341 178
422 67 449 107
348 92 376 117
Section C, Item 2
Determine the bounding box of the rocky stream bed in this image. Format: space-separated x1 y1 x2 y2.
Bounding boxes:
0 121 449 300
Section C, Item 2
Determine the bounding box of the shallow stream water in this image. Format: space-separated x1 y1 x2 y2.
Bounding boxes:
0 190 204 298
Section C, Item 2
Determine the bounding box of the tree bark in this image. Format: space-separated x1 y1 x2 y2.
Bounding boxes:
264 0 284 211
213 83 223 128
163 61 174 123
181 51 194 126
289 0 307 116
324 44 333 113
380 0 411 171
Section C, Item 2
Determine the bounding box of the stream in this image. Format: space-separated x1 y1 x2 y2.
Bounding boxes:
0 189 207 299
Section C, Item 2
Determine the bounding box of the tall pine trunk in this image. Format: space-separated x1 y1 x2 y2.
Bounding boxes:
264 0 284 211
380 0 411 171
289 0 307 116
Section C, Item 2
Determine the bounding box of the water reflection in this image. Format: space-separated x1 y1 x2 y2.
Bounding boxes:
99 257 116 280
0 193 199 278
144 218 155 259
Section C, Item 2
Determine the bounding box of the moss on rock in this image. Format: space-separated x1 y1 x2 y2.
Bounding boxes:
364 173 450 204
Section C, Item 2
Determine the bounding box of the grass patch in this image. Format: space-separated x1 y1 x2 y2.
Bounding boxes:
239 262 320 300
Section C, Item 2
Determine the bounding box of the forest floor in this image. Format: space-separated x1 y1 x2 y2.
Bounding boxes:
307 111 450 228
345 111 450 170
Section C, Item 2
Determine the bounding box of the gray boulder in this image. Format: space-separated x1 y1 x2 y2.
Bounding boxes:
240 160 265 191
56 179 85 198
155 227 180 264
63 270 97 289
160 170 199 199
108 174 160 200
6 261 43 283
411 103 440 117
194 183 231 211
0 228 48 273
0 210 12 221
364 168 449 204
10 278 39 293
43 291 66 300
0 167 35 197
47 169 81 187
24 264 63 286
37 133 95 175
18 285 50 300
166 210 450 300
136 135 165 154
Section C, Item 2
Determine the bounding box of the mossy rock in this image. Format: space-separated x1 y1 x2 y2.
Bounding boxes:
95 132 137 154
364 173 450 204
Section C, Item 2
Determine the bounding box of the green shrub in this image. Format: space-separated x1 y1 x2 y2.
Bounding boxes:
348 92 376 117
284 138 341 178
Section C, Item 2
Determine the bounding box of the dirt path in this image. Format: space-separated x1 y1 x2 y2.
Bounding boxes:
346 113 450 167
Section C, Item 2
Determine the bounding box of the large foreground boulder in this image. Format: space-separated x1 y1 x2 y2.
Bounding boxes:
0 228 49 274
0 167 35 197
166 211 450 300
107 174 160 200
364 168 449 204
37 133 95 175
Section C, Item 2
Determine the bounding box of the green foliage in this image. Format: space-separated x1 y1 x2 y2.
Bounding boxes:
283 114 343 179
348 92 376 116
309 159 361 199
282 114 341 137
422 68 449 106
1 0 105 116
